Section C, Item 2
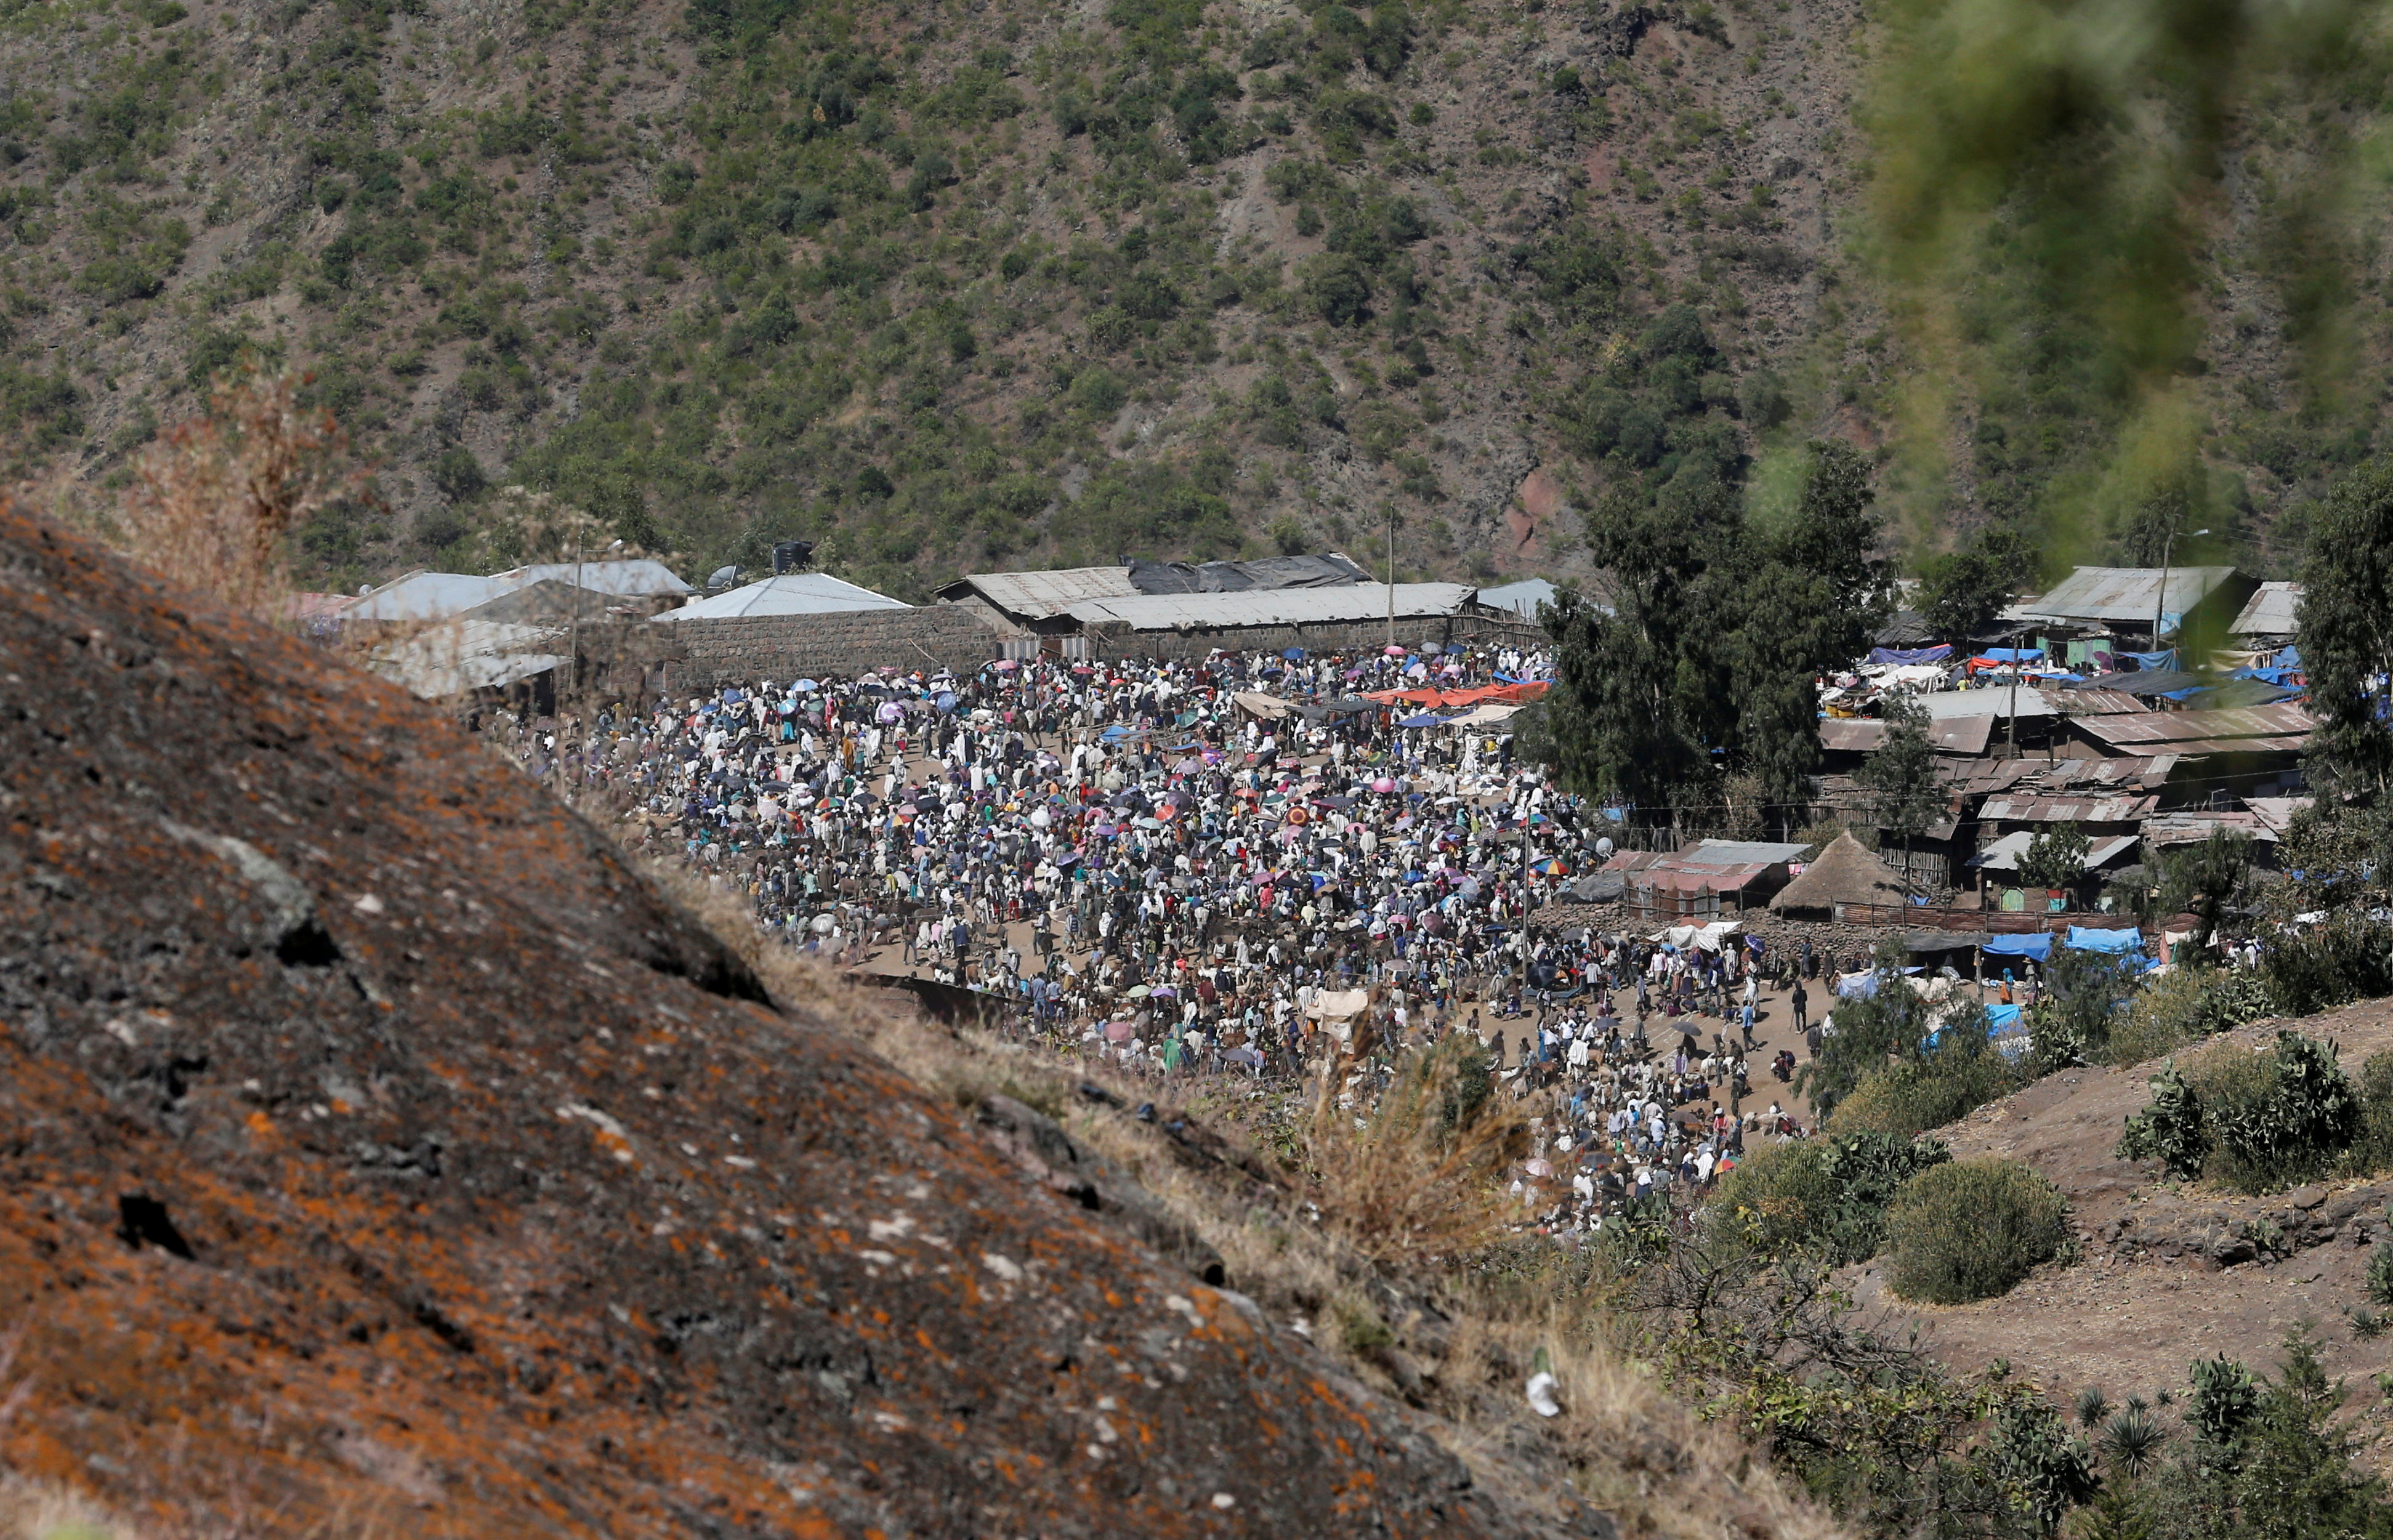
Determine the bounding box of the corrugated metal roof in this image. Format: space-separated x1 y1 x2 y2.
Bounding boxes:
2144 811 2277 845
2230 581 2301 637
345 570 507 621
938 566 1141 619
655 572 910 620
1685 839 1810 865
1918 688 2057 720
365 620 564 698
1064 583 1480 631
2056 689 2148 715
2022 565 2244 624
497 558 692 597
2246 796 2315 836
1979 793 2159 824
1820 719 1886 752
2078 704 2314 748
1618 860 1779 895
1969 831 2141 870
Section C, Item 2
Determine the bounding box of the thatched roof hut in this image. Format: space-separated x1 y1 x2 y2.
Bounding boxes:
1769 831 1910 917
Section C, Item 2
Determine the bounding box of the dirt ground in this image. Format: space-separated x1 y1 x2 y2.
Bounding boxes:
1849 994 2393 1458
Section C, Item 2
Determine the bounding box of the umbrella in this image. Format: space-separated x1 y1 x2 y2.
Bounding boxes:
1371 777 1397 794
1104 1020 1138 1041
1384 644 1406 656
1419 642 1443 655
1127 985 1153 998
995 659 1020 672
1398 712 1445 728
1281 647 1307 661
794 679 818 692
877 701 903 724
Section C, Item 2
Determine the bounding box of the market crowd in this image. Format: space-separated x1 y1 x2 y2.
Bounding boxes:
495 639 1817 1230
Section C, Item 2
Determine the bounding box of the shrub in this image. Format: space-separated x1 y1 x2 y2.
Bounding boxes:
2117 1057 2207 1180
2194 1031 2359 1195
1707 1130 1948 1263
2369 1242 2393 1308
1833 1020 2025 1139
1882 1157 2068 1304
2345 1051 2393 1177
2189 1353 2259 1445
2027 946 2141 1068
2107 966 2272 1067
2264 912 2393 1017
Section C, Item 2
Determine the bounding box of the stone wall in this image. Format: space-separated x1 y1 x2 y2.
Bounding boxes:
658 605 1005 685
1081 611 1549 662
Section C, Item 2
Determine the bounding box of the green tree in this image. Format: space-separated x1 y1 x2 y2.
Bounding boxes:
2298 458 2393 800
1857 696 1942 889
1548 442 1889 838
1916 527 2038 643
2157 828 2253 955
2019 820 2089 895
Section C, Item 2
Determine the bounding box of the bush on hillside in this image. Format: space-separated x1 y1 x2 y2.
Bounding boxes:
1882 1158 2069 1304
2263 911 2393 1018
1707 1130 1949 1263
2193 1031 2359 1195
2345 1050 2393 1179
2107 966 2273 1067
2117 1057 2208 1180
1833 1019 2027 1140
2025 946 2142 1068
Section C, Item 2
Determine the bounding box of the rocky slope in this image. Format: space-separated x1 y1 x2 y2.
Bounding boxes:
0 500 1639 1535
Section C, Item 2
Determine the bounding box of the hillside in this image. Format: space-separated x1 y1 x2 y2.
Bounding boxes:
1 496 1753 1535
1851 994 2393 1462
0 0 2378 598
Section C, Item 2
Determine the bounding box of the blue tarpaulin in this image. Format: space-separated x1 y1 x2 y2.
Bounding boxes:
2277 645 2303 669
1980 647 2044 663
2067 925 2144 954
1870 645 1954 666
2232 666 2298 685
1981 933 2054 960
1985 1002 2025 1033
2125 648 2178 671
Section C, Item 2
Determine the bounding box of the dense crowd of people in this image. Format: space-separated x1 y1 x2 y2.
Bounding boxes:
496 638 1823 1229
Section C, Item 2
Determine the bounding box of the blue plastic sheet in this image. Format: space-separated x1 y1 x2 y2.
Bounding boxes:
1870 645 1954 665
1985 1002 2025 1033
2125 648 2178 671
2067 925 2144 954
1979 647 2044 663
1981 933 2054 960
2277 645 2303 669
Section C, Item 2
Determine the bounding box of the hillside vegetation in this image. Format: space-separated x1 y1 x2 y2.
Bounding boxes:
0 0 2380 597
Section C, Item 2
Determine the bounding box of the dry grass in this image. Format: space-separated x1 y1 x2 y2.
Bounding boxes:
0 1472 137 1540
107 358 369 621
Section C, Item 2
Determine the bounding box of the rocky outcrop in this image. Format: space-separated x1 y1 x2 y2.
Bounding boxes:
0 507 1608 1537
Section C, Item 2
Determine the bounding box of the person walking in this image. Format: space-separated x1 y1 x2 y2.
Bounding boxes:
1790 976 1808 1038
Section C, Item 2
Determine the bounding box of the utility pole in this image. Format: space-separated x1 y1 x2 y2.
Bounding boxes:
2007 625 2022 757
1385 504 1397 647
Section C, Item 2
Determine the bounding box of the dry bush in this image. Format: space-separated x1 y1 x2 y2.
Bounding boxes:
111 358 369 620
1306 1038 1530 1265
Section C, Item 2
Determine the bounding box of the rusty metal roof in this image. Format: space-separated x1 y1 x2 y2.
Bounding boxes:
1978 793 2160 824
2055 689 2148 716
2144 811 2278 845
1819 719 1886 752
2024 565 2246 624
937 566 1140 620
2077 704 2314 749
1969 831 2141 871
1823 713 1994 755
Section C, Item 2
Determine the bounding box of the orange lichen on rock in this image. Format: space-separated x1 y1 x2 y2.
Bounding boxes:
0 504 1598 1536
